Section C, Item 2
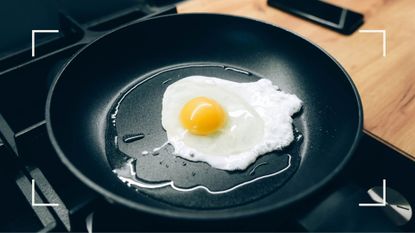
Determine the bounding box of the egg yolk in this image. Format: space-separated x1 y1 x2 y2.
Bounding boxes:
180 97 227 136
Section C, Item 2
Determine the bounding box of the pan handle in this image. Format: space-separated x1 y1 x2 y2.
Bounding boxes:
297 182 402 232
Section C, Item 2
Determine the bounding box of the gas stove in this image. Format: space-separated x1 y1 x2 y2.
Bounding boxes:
0 0 414 232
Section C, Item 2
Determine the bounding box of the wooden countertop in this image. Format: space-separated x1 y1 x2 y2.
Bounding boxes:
177 0 415 160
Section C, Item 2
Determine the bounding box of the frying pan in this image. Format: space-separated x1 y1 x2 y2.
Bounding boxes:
46 14 363 221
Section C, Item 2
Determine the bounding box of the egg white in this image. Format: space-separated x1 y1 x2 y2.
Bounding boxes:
161 76 302 171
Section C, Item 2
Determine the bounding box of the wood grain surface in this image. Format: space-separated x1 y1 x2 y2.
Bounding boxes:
177 0 415 160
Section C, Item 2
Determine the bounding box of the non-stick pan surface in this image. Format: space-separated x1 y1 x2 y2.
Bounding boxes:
46 14 362 219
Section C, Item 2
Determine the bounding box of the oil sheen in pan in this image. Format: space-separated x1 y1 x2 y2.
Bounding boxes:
105 64 304 209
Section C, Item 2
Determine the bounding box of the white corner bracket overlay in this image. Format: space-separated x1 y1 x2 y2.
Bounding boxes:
31 179 59 207
31 30 59 57
358 29 387 57
359 179 387 207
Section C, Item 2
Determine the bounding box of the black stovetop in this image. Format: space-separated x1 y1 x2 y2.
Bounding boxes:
0 0 414 232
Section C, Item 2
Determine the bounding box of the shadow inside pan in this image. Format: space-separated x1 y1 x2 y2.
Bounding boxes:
106 64 304 209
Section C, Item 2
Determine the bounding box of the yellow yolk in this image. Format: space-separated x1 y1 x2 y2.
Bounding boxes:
180 97 227 136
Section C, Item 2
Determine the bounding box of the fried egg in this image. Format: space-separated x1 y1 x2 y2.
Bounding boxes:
161 76 302 171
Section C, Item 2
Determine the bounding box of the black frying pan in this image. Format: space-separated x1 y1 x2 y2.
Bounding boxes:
46 14 363 220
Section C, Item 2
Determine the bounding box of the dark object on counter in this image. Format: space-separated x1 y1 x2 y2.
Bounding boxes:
268 0 364 35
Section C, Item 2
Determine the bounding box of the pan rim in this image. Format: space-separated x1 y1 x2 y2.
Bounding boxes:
45 13 363 220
